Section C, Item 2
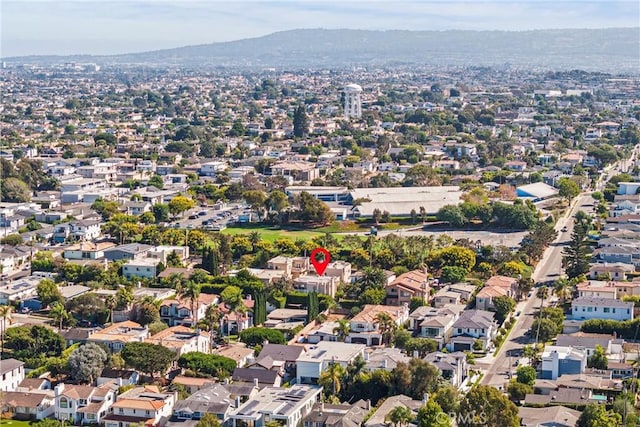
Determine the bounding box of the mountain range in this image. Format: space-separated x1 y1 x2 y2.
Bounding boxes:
6 28 639 73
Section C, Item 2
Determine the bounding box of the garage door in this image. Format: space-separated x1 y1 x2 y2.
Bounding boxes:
453 342 472 352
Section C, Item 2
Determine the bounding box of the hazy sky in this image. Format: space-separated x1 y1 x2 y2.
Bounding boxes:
1 0 638 57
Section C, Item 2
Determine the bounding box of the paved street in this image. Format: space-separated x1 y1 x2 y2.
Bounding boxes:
479 192 597 388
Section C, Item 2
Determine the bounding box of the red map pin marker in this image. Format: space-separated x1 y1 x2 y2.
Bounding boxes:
310 247 330 276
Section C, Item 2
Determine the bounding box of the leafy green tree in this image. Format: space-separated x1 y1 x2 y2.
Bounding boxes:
239 327 285 346
1 234 23 246
557 177 580 201
148 175 164 189
4 325 66 359
430 246 476 272
253 289 268 326
433 384 460 415
492 295 516 324
67 343 108 384
459 385 519 427
177 280 201 330
50 302 71 330
515 365 536 386
436 205 467 227
243 190 267 219
152 203 170 222
417 399 451 427
121 342 177 378
36 278 63 307
440 266 467 283
307 290 319 323
576 403 622 427
177 352 236 378
587 344 608 369
507 380 532 401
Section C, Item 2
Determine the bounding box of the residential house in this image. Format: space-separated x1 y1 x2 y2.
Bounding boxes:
447 309 497 352
264 308 308 328
571 297 634 321
588 263 635 281
251 344 305 378
271 161 319 182
302 400 369 427
0 276 41 305
576 281 618 299
385 269 429 306
556 332 624 358
63 241 116 260
362 347 410 372
2 391 55 420
432 288 462 307
122 258 159 279
346 304 409 346
103 386 177 427
614 281 640 298
103 243 155 261
293 275 339 298
411 305 466 349
171 377 216 395
0 359 25 392
296 342 366 385
87 320 149 352
324 261 351 284
540 346 588 380
229 385 322 427
146 326 211 356
160 294 219 327
55 383 118 425
125 201 152 216
17 378 51 392
172 384 233 422
518 406 581 427
214 344 254 368
232 369 282 388
475 275 518 311
424 351 468 387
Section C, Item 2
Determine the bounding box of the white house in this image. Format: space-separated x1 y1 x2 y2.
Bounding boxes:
3 391 55 420
540 346 587 380
447 310 497 352
296 342 366 385
123 258 159 279
571 297 634 321
229 385 321 427
0 359 25 392
103 386 176 427
346 304 409 346
55 382 118 425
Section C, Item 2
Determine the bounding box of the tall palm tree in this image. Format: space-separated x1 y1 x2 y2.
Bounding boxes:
105 295 116 324
376 312 397 346
203 304 222 349
50 302 70 331
553 277 572 303
333 319 351 342
535 286 549 345
0 305 13 357
178 280 201 330
318 360 346 398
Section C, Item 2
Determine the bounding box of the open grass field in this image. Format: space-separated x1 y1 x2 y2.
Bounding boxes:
221 224 324 242
0 420 32 427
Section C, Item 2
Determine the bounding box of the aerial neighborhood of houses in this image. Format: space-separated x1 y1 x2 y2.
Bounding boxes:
1 61 640 427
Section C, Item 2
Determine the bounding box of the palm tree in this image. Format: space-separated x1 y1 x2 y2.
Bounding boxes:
535 286 549 345
105 295 116 324
50 302 70 331
203 304 222 349
318 360 346 398
178 280 201 330
385 406 414 427
0 305 13 357
376 312 397 346
333 319 351 342
553 277 572 303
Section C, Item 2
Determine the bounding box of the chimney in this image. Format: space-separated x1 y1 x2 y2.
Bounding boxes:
383 359 387 369
253 378 259 387
224 378 230 385
422 393 429 404
366 400 371 410
235 396 241 408
364 352 370 361
413 350 419 358
320 402 324 413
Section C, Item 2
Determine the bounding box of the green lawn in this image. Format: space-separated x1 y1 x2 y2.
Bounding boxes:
221 225 323 242
0 420 32 427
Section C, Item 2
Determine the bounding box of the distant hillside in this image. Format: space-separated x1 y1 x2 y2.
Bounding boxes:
6 28 640 72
